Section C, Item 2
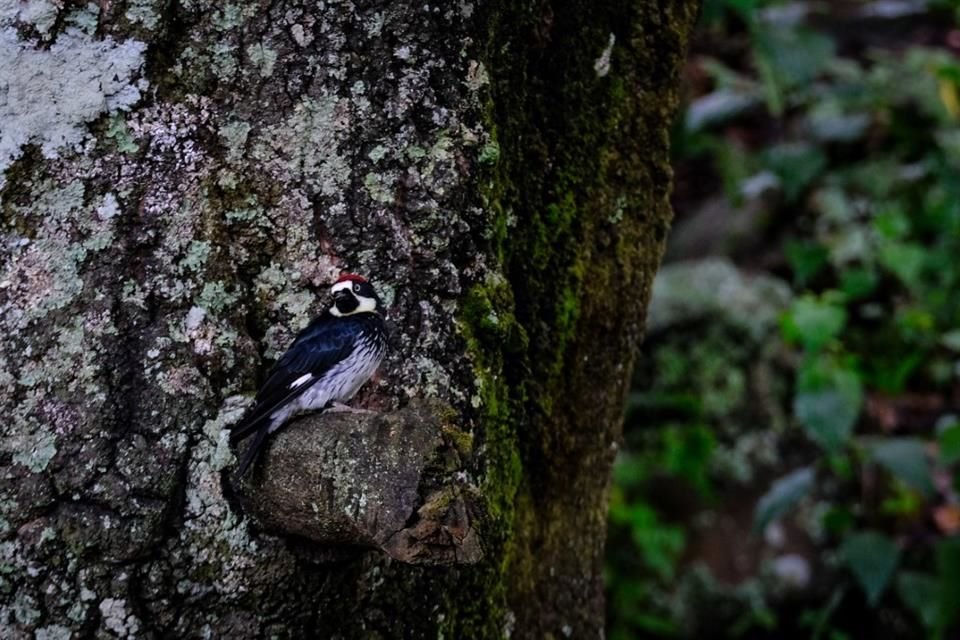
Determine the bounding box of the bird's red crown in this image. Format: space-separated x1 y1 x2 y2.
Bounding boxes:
335 273 368 284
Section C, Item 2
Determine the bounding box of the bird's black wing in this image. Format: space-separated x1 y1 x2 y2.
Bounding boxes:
229 314 359 447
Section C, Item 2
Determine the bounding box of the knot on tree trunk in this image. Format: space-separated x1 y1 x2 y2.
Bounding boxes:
232 398 483 565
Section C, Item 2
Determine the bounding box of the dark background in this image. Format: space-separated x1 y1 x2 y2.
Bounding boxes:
607 0 960 637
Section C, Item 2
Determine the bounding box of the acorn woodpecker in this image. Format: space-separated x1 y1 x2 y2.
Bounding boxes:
230 273 388 477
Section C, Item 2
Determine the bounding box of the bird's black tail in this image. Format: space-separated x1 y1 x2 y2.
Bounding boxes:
233 426 270 480
229 383 314 445
229 406 272 445
229 384 317 479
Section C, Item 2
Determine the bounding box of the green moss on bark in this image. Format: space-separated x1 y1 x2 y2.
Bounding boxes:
450 0 699 636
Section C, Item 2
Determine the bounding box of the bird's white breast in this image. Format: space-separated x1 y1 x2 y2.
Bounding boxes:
297 335 385 412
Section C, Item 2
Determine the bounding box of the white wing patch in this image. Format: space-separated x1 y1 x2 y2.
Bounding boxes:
289 373 315 388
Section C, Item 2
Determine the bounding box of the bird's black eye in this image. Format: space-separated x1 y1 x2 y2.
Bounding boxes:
353 283 361 293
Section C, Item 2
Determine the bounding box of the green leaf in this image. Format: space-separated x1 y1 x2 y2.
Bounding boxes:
625 502 685 581
897 572 940 629
800 586 846 640
878 241 927 290
880 483 923 517
662 425 716 495
752 27 835 115
782 295 847 350
763 143 828 202
785 240 829 288
714 139 754 204
686 89 762 132
872 206 911 239
935 538 960 630
812 186 854 224
612 454 648 489
869 438 934 497
753 467 815 533
629 612 678 636
895 306 935 339
941 330 960 352
726 0 761 19
842 531 900 606
808 111 870 143
821 506 855 536
869 351 923 395
839 267 878 301
938 422 960 465
795 363 863 453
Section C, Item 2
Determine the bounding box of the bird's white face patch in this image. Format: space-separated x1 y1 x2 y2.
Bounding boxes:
289 373 314 388
329 280 378 316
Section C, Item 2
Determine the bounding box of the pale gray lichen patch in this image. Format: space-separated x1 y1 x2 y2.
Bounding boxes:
364 11 385 36
35 625 72 640
125 0 161 31
64 3 100 34
98 598 141 638
10 589 41 626
10 432 57 472
3 303 117 474
209 3 246 31
181 240 212 273
210 40 240 81
254 96 351 197
105 115 140 154
126 99 213 219
4 0 58 34
266 191 341 288
465 60 489 92
2 240 85 328
368 144 388 163
289 22 313 48
246 42 278 77
1 180 97 328
198 281 240 313
410 356 463 401
218 120 252 165
0 27 147 189
253 259 333 358
169 397 297 601
594 32 616 77
96 193 120 221
364 171 395 204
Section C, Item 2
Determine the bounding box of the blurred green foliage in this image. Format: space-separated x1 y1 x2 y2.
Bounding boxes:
607 0 960 637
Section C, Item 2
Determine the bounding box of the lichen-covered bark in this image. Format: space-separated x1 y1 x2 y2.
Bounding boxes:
0 0 696 637
239 399 483 566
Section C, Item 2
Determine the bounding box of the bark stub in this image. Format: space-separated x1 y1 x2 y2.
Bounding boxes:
233 399 483 565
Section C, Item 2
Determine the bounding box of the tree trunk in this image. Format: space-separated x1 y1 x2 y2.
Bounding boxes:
0 0 697 637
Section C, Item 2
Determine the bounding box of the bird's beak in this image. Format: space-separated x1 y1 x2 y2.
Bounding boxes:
334 289 351 302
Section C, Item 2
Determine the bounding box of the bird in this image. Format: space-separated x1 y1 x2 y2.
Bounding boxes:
230 273 388 478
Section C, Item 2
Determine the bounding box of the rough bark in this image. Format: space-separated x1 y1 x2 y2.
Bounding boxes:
0 0 697 638
238 399 484 565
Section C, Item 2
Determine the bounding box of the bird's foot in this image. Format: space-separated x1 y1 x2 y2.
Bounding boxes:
324 402 375 414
